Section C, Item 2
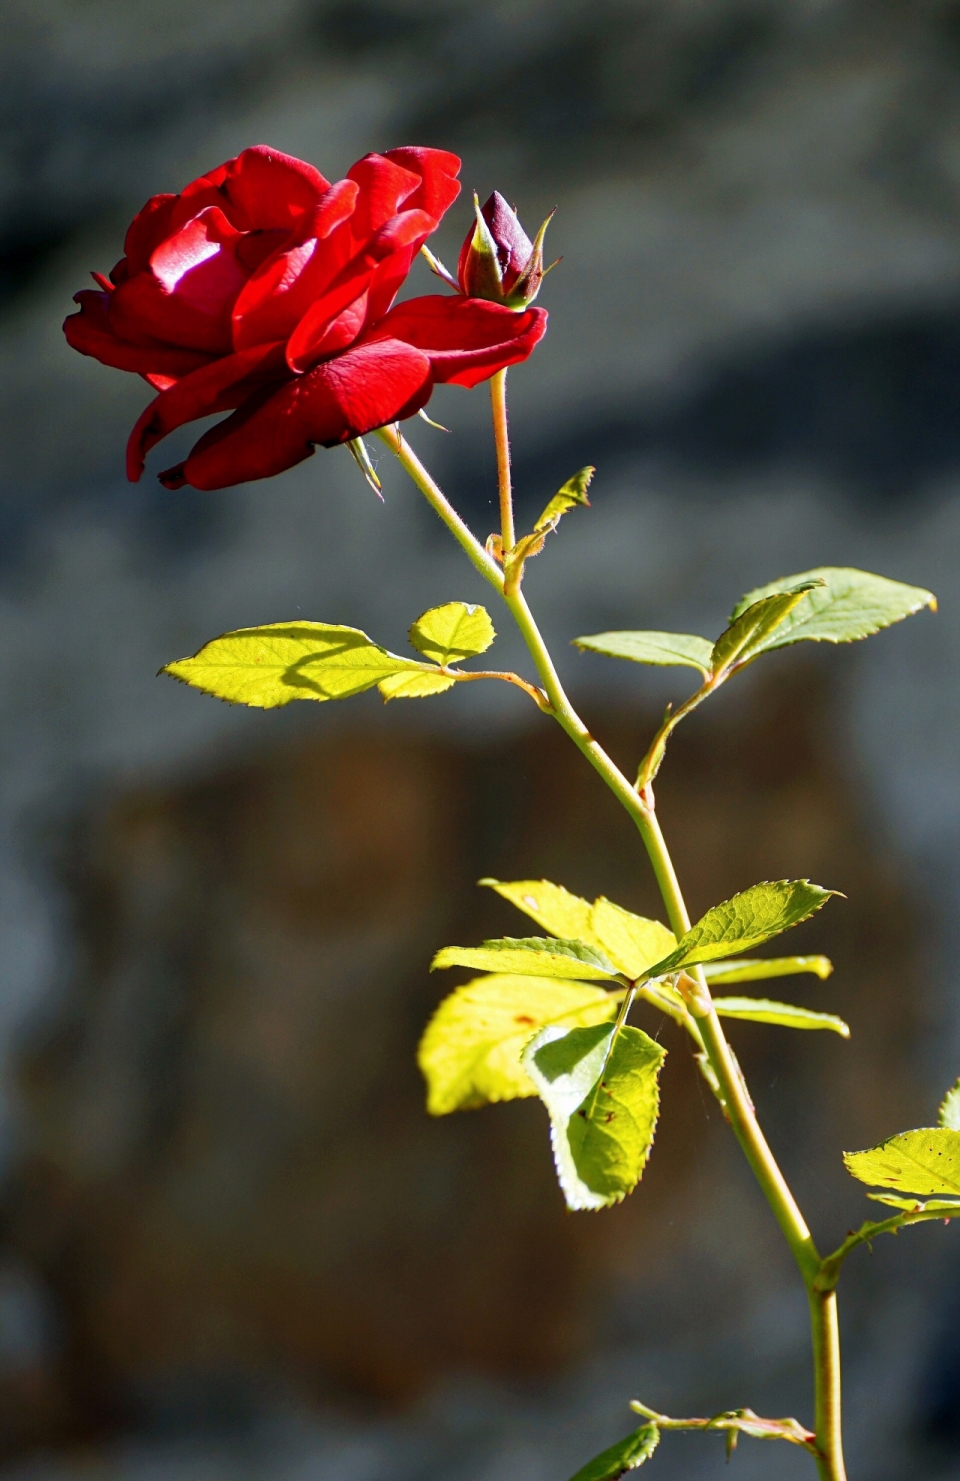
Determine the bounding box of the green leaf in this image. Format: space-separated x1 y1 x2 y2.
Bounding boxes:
417 975 616 1114
589 899 677 980
480 879 676 979
702 954 833 985
378 669 457 700
713 997 849 1036
648 880 837 977
711 583 822 675
940 1079 960 1130
432 937 622 981
730 567 936 653
162 622 421 708
867 1192 960 1214
523 1023 665 1210
844 1127 960 1196
408 601 495 664
567 1424 660 1481
534 466 595 532
573 630 714 676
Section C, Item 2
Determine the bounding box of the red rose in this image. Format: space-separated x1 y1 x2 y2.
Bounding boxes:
64 146 547 490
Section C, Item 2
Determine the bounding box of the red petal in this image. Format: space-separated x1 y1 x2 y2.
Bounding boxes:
218 145 329 230
369 295 548 388
363 242 419 330
126 341 288 480
230 179 360 350
162 338 432 490
123 193 177 274
175 146 328 234
235 228 289 274
345 153 423 242
383 148 461 220
283 209 437 371
64 290 215 378
286 293 369 370
109 207 249 353
149 206 241 290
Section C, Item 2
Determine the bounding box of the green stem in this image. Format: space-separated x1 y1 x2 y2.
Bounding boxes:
383 417 846 1480
810 1289 845 1481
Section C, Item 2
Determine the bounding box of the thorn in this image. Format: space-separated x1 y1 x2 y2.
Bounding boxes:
346 436 383 500
418 407 450 432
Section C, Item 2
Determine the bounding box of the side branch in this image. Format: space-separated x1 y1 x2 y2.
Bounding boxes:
816 1207 960 1292
630 1399 817 1457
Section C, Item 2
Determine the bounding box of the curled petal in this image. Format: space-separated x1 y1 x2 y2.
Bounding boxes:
161 338 432 490
383 147 461 219
174 145 329 235
64 290 215 379
126 341 287 480
109 206 251 354
344 153 424 243
230 179 360 349
370 294 548 388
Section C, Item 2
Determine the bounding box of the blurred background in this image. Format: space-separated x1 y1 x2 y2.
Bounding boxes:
2 1 960 1477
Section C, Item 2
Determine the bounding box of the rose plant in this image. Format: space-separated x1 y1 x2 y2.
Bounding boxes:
66 142 956 1481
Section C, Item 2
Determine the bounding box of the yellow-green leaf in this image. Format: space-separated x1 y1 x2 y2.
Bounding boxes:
432 936 622 981
522 1022 665 1210
844 1127 960 1196
163 622 418 708
378 669 457 700
940 1079 960 1131
481 877 597 943
479 878 675 979
702 955 833 985
573 630 714 675
589 898 676 979
417 975 616 1114
713 997 849 1036
534 466 595 532
408 601 495 664
647 880 837 977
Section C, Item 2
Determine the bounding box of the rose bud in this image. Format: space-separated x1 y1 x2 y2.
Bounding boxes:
457 191 555 309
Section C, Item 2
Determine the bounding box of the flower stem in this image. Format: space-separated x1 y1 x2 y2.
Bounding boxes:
490 369 515 552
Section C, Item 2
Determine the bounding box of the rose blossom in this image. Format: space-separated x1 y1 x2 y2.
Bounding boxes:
64 145 547 490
